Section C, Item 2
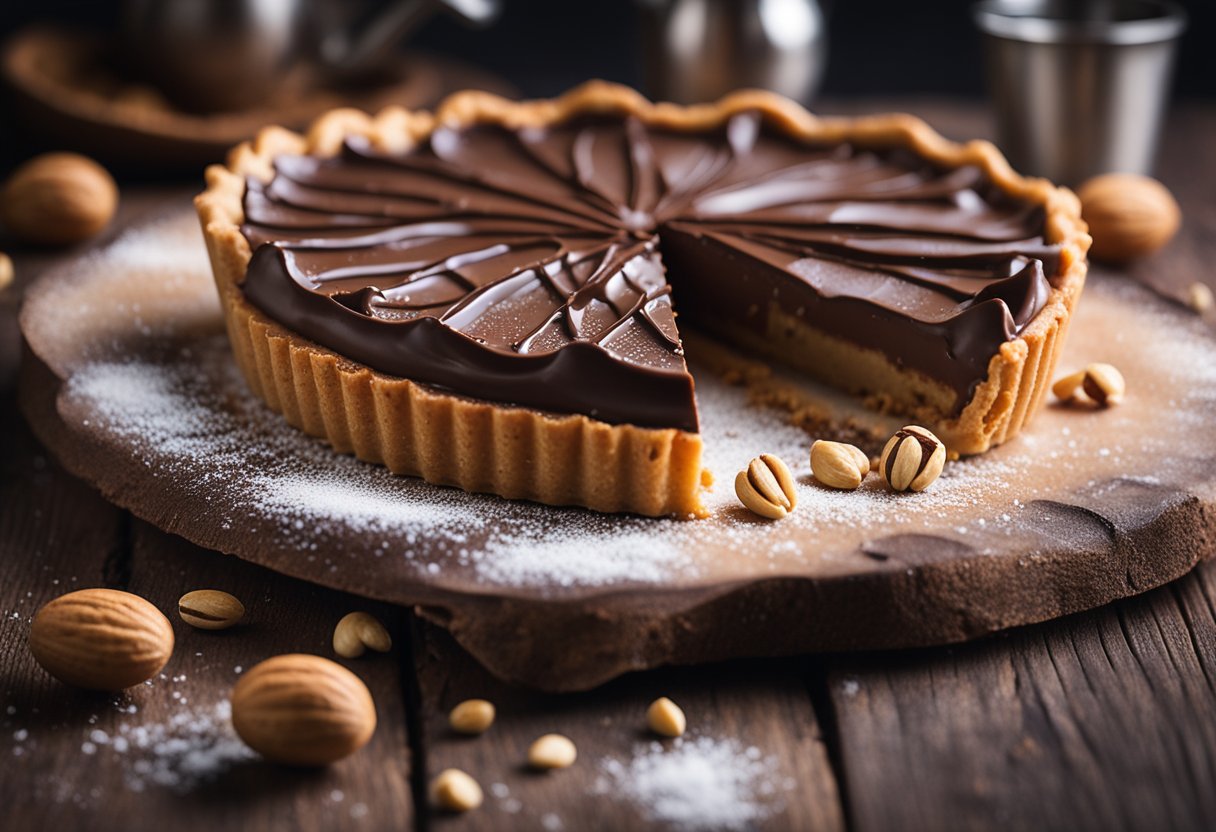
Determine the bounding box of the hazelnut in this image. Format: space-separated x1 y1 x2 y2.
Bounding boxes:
1 153 118 246
1077 173 1180 264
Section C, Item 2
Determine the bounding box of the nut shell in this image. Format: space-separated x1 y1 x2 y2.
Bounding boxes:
1077 173 1180 264
29 588 174 691
231 654 376 766
734 453 798 520
178 589 244 630
880 426 947 493
1 153 118 245
810 440 871 490
333 611 392 658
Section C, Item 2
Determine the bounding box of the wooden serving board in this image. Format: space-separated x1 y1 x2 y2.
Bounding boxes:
17 204 1216 692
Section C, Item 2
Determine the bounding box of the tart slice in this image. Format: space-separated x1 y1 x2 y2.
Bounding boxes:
195 81 1089 518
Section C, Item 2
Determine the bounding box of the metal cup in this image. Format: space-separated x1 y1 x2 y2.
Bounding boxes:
973 0 1187 185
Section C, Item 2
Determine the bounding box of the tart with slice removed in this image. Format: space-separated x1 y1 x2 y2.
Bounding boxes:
195 81 1089 518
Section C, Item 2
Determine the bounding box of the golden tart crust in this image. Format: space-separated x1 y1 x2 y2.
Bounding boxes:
195 81 1090 518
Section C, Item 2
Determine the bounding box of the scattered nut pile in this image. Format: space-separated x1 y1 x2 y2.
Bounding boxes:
26 583 689 818
28 587 397 768
735 424 948 519
432 695 687 814
735 360 1128 520
1053 363 1126 408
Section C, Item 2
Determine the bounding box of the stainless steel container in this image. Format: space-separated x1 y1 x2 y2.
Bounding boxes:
974 0 1187 185
640 0 828 105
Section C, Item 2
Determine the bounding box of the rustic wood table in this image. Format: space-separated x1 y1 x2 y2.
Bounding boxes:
3 101 1215 832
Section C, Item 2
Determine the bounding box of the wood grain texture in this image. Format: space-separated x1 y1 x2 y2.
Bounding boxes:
0 380 128 825
414 620 844 831
118 522 415 831
826 558 1216 832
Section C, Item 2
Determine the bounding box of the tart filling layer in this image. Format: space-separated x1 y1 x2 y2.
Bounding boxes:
239 113 1063 433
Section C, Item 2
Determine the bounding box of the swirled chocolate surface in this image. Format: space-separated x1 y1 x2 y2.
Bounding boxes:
240 112 1062 432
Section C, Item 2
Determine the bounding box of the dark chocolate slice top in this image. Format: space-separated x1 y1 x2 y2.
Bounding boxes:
240 112 1060 432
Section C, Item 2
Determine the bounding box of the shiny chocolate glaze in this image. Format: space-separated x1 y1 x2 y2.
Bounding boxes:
240 112 1061 432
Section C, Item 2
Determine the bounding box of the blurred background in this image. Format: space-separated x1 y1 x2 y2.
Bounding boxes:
0 0 1211 176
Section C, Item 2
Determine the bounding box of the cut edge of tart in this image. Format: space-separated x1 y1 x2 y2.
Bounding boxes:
194 80 1090 519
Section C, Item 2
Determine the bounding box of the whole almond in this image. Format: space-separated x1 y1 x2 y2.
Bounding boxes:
333 611 392 658
178 589 244 630
231 654 376 766
1077 173 1180 264
2 153 118 246
810 440 871 490
880 426 947 493
29 588 174 691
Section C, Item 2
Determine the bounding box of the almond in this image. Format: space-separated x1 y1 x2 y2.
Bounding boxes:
231 654 376 766
1077 173 1180 264
1 153 118 246
29 588 174 691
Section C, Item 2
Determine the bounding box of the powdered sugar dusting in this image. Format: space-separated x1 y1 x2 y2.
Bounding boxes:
105 700 255 793
594 735 793 830
30 209 1216 598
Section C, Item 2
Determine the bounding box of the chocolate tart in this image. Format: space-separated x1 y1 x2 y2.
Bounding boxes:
195 82 1089 518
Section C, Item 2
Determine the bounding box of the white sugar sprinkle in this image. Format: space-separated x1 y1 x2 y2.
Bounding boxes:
103 700 256 793
40 210 1216 596
595 735 791 830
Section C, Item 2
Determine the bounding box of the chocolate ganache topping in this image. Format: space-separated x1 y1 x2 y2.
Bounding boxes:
239 112 1061 432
